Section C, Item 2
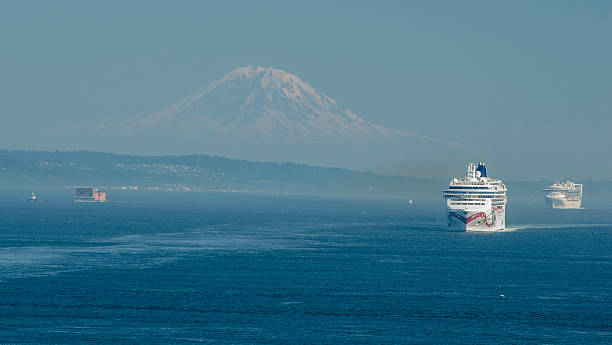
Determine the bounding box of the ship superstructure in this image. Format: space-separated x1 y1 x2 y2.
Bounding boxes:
442 162 507 231
75 187 106 202
542 180 582 209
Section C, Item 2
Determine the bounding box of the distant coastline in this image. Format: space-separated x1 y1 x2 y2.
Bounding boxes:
2 149 612 207
0 149 441 199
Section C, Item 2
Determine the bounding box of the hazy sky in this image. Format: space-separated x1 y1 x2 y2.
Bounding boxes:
1 1 611 179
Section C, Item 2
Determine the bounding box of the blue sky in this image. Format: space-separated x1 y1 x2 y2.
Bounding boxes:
0 1 611 179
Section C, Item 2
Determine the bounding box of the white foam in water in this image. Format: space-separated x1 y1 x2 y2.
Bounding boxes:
504 223 611 232
0 224 328 278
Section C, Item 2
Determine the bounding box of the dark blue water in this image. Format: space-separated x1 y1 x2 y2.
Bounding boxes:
0 193 610 344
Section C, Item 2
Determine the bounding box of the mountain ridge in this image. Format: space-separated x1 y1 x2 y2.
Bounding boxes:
0 149 444 198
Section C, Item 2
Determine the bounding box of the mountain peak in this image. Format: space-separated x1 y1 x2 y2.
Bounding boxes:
217 66 318 101
223 65 295 83
119 66 442 145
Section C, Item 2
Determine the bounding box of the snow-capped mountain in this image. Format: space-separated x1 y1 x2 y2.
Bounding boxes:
122 66 435 143
89 66 457 170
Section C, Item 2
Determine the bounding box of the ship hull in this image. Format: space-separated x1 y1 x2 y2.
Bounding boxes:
545 197 581 209
446 208 505 232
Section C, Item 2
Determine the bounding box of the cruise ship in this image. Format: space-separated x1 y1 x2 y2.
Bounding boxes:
542 180 582 209
442 162 507 231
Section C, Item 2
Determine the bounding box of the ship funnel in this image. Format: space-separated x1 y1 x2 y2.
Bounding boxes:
476 162 487 177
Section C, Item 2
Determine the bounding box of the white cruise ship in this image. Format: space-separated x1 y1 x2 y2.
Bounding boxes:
542 180 582 209
442 162 507 231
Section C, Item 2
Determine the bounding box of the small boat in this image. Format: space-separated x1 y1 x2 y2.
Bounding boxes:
28 193 38 202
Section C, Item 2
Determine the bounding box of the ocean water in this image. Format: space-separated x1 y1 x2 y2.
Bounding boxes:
0 192 610 344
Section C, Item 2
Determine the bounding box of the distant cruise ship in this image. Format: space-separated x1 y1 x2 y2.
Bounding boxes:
442 162 507 231
542 180 582 209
